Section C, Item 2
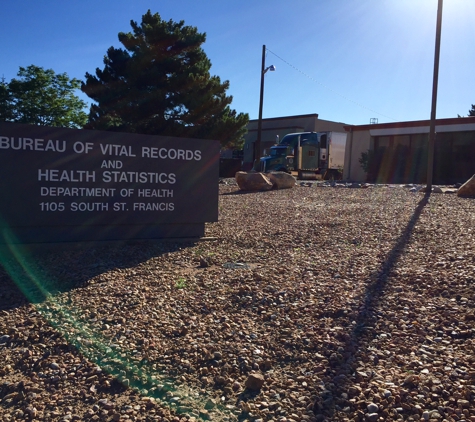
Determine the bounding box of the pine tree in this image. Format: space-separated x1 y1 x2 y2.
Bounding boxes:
82 10 248 149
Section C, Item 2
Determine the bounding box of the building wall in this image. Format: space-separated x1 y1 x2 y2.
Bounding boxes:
343 129 371 182
314 118 349 133
344 117 475 184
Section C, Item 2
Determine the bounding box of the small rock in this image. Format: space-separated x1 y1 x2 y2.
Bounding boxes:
199 256 212 268
98 399 114 410
204 398 216 410
367 403 379 413
348 385 362 397
365 413 379 422
403 374 418 385
25 407 37 418
232 381 242 392
245 373 265 391
199 409 211 420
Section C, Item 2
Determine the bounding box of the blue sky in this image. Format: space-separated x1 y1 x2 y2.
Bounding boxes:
2 0 475 125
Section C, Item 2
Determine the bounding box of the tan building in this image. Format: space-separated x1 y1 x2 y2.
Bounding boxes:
242 113 347 169
343 117 475 184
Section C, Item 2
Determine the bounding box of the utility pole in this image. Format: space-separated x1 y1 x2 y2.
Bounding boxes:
426 0 443 191
255 45 267 169
254 45 275 170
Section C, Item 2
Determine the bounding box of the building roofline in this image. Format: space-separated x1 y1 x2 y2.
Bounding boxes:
249 113 319 123
344 116 475 132
247 125 306 133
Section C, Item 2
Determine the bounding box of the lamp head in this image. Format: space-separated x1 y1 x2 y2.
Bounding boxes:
263 65 276 74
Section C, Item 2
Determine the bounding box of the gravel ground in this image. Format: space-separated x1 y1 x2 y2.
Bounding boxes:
1 181 475 422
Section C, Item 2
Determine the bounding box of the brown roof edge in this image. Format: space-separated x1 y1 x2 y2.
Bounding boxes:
249 113 319 124
343 116 475 132
247 125 305 133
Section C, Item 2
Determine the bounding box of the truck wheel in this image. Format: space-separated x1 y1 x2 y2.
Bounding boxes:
324 169 342 180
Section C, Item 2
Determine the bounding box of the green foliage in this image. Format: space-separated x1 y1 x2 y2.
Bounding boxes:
459 105 475 118
0 77 14 121
359 149 374 174
82 10 249 149
359 150 372 174
175 277 187 289
0 65 88 128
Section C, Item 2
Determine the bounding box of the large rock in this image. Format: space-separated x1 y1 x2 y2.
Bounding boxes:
266 171 296 189
235 171 273 191
457 174 475 197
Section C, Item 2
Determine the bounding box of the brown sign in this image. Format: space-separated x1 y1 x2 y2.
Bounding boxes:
0 122 219 243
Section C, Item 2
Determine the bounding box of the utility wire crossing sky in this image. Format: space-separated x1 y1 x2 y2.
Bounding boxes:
1 0 475 125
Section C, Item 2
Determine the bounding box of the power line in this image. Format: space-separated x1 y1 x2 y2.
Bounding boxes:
266 48 398 122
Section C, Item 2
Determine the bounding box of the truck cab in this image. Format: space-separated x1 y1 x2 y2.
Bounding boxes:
260 132 321 173
259 131 346 179
260 144 292 173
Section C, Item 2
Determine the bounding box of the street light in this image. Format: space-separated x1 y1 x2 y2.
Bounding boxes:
254 44 275 170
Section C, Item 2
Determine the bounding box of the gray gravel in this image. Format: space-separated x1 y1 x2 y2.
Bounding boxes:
0 182 474 422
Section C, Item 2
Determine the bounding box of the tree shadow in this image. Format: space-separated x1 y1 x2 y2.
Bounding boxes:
0 240 194 311
313 193 430 419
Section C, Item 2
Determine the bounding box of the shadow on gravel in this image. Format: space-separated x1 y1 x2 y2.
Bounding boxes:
0 240 192 311
313 193 430 420
221 190 273 196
